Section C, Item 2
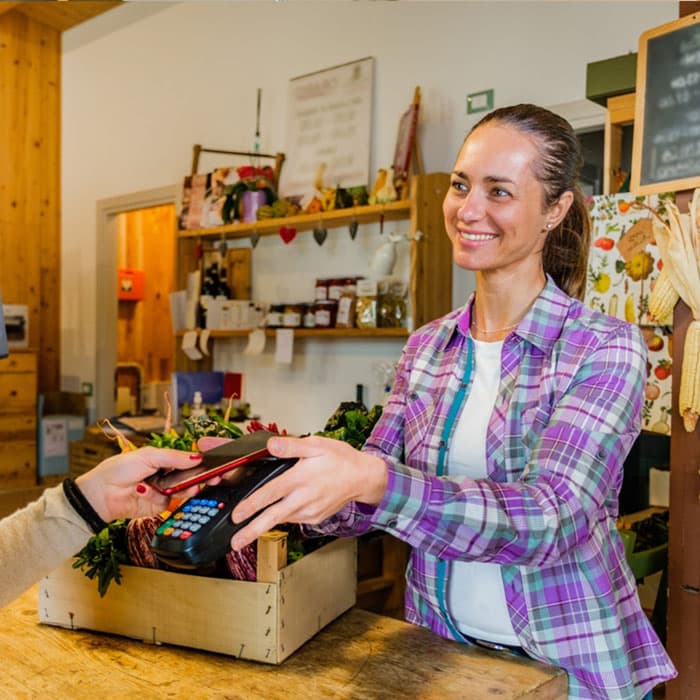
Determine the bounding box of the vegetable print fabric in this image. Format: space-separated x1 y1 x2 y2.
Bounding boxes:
585 193 673 436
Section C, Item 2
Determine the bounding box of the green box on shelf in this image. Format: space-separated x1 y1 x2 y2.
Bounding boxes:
586 53 637 106
619 528 667 581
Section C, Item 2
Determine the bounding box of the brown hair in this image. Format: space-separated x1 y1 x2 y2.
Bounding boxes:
470 104 591 300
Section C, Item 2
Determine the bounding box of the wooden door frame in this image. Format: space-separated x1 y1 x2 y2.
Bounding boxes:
94 185 179 420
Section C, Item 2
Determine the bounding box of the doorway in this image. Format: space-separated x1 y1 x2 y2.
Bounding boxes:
95 185 179 420
116 204 176 415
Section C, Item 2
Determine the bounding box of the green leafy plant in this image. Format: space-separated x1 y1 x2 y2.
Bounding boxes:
72 519 130 597
147 412 244 451
316 401 383 449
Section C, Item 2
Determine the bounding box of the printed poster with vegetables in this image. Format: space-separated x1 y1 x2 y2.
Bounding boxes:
585 192 674 435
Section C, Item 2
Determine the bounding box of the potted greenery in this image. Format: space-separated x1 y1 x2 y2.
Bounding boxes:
221 165 277 224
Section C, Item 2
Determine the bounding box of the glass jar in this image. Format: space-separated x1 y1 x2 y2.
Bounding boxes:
313 300 338 328
302 303 316 328
265 304 285 328
283 303 303 328
328 278 345 301
343 276 362 296
314 278 330 301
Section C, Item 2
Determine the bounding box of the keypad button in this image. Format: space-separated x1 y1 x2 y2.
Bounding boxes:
189 523 202 532
163 527 174 536
180 531 192 539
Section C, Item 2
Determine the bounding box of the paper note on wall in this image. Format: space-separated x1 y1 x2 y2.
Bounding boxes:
244 329 266 356
41 418 68 458
182 330 203 360
275 329 294 365
169 290 187 332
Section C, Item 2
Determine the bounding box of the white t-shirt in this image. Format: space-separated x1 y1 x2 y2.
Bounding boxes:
447 338 520 646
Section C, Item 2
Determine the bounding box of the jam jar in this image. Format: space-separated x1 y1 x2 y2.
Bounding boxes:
313 300 338 328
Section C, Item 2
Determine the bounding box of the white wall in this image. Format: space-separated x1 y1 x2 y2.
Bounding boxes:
61 0 676 433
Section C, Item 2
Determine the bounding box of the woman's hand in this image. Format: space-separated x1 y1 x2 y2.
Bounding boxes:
75 446 204 522
230 435 388 551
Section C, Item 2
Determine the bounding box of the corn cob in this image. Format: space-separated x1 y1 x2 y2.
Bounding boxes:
679 319 700 432
648 267 680 325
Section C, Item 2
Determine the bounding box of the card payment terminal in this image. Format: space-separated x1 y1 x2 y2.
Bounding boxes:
150 455 298 569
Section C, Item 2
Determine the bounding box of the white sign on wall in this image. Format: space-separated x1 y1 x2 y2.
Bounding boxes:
280 57 374 202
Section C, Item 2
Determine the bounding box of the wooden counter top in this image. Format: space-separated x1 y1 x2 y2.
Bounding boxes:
3 586 566 698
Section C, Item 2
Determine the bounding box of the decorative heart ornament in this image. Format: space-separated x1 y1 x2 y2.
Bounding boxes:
313 227 328 246
279 226 297 244
249 233 260 248
348 220 359 240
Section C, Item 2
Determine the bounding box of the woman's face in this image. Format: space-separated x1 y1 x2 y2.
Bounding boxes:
443 122 564 277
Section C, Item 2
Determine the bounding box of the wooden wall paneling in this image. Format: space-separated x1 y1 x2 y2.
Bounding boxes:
409 172 451 329
0 11 61 392
37 17 61 392
226 248 252 300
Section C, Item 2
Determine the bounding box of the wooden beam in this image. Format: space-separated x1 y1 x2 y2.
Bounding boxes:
679 2 700 18
1 2 121 33
666 298 700 700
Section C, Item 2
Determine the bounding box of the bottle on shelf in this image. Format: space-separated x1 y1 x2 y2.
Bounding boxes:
198 268 215 328
190 390 206 418
218 265 232 300
208 263 222 297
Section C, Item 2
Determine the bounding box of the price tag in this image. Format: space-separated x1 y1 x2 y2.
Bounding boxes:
616 218 654 262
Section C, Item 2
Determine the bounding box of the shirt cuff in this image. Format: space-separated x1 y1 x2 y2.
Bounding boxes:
43 483 94 537
368 461 431 536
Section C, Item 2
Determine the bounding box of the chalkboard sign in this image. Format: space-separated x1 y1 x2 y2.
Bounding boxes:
631 13 700 195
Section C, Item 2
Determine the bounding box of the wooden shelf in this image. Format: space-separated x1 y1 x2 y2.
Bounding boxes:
177 199 412 241
177 327 408 339
357 575 395 596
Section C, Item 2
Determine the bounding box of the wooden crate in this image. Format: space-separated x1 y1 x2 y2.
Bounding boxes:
39 536 356 664
69 439 119 478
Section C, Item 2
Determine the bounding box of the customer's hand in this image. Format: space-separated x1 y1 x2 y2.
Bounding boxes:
75 446 204 522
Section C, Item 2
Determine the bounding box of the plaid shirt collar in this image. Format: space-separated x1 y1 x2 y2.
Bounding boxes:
438 275 572 354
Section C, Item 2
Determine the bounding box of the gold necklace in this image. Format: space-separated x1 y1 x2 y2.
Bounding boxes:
471 301 534 335
471 318 520 335
471 283 543 336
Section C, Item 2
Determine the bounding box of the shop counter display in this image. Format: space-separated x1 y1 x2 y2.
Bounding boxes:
5 583 566 698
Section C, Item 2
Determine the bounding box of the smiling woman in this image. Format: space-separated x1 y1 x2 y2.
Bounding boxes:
224 104 676 698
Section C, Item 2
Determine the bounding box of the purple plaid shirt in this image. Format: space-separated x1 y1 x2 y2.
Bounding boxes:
315 278 676 699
